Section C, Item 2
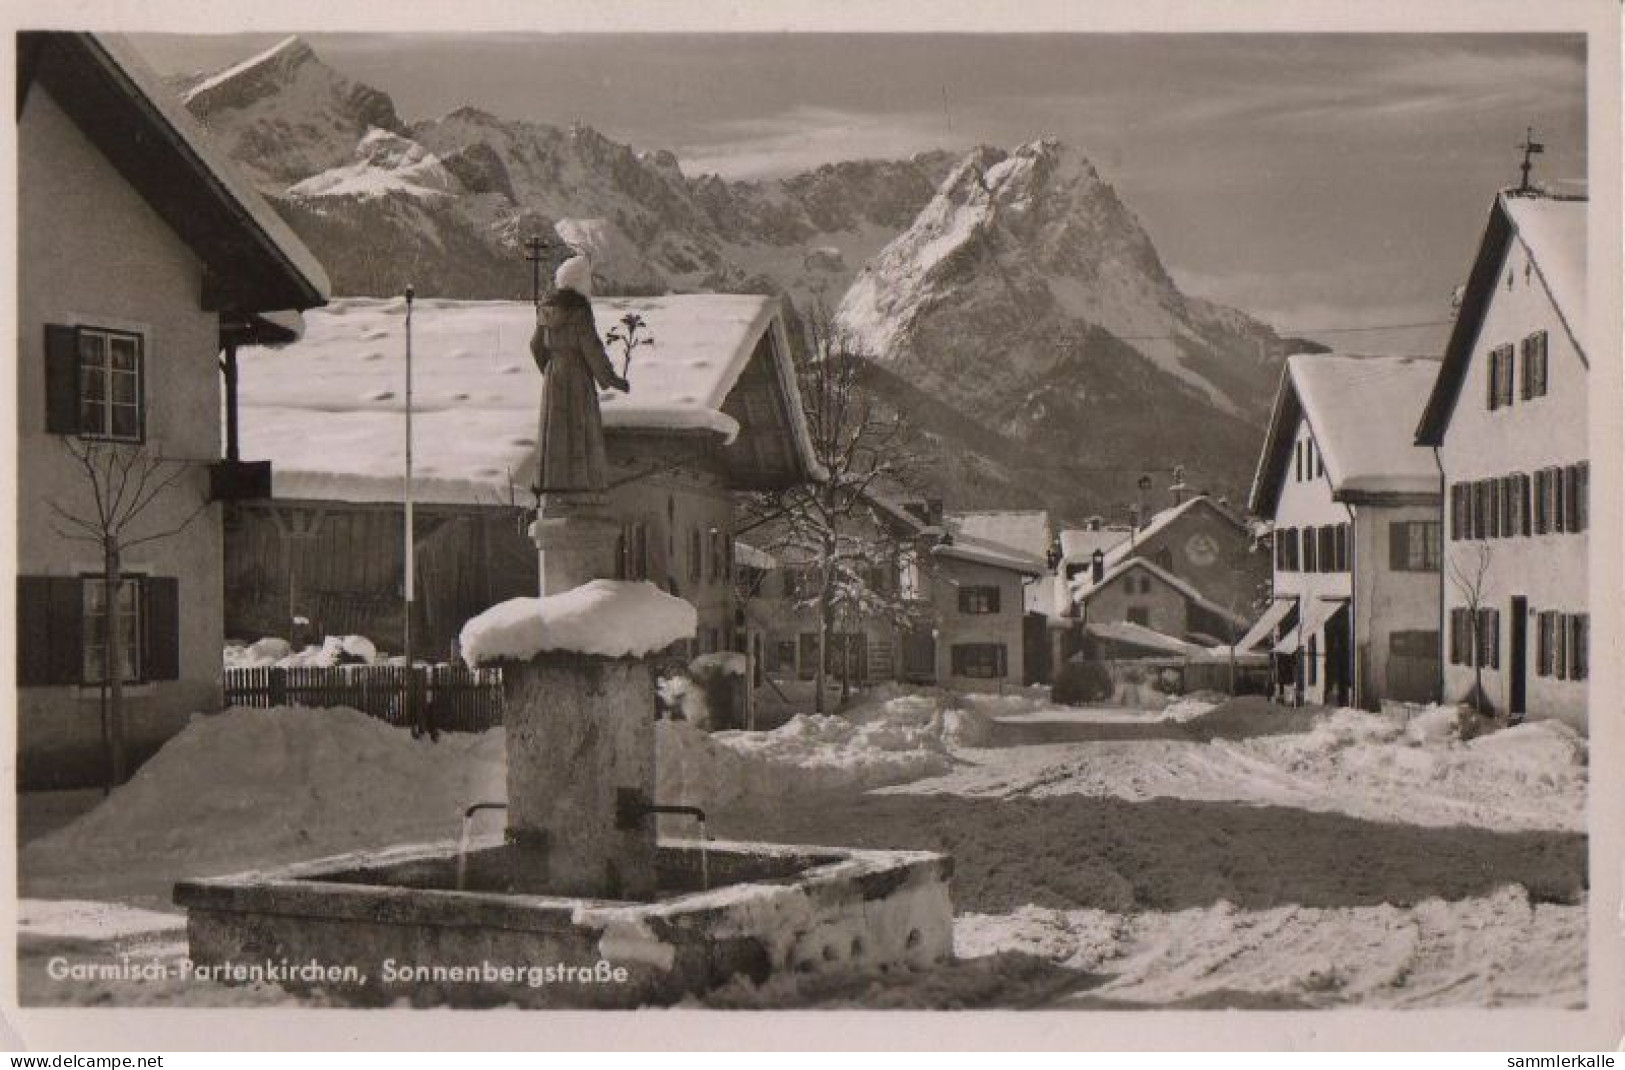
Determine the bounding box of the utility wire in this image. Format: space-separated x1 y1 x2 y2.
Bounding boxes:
1100 319 1450 343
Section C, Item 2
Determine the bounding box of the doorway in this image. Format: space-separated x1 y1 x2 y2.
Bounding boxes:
1323 602 1352 708
1509 595 1528 718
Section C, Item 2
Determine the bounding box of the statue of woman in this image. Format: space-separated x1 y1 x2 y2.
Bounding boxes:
530 255 630 493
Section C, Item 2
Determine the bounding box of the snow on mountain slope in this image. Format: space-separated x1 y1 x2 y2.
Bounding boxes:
838 139 1285 420
287 128 461 202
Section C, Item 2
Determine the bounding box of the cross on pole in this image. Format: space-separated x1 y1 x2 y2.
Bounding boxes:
1517 127 1545 193
524 235 553 310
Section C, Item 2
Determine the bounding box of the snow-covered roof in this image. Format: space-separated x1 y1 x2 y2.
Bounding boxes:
1250 354 1442 515
1085 620 1207 656
1093 496 1239 573
24 34 329 313
931 534 1046 576
1071 555 1248 629
945 511 1051 562
734 541 777 571
1417 190 1587 446
238 295 817 504
1059 527 1129 562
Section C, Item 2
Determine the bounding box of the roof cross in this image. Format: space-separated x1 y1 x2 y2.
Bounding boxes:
1517 127 1545 194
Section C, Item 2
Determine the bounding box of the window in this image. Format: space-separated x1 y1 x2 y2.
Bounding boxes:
1294 441 1303 482
1486 343 1515 410
1449 607 1470 666
1450 484 1467 541
688 527 703 583
1302 528 1318 572
1317 526 1335 573
1389 521 1440 572
616 522 649 581
1276 527 1299 572
1475 607 1500 670
1126 606 1150 627
708 529 727 584
43 325 145 441
958 585 1001 615
1334 524 1349 571
771 640 797 674
83 577 142 684
951 643 1007 679
1520 331 1549 400
16 575 178 687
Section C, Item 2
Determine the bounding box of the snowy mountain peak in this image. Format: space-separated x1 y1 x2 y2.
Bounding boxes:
183 35 320 116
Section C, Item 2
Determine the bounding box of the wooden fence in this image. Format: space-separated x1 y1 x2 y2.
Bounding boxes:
223 664 504 733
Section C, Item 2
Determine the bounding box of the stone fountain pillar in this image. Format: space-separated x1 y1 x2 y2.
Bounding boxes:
490 491 675 900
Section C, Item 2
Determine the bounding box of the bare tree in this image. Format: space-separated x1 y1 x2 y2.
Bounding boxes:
737 305 932 713
47 439 209 786
1448 542 1495 717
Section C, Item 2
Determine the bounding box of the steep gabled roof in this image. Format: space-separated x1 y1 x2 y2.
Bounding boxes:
1416 190 1588 446
238 295 818 503
1099 495 1242 571
1249 354 1442 516
931 533 1046 576
20 33 329 314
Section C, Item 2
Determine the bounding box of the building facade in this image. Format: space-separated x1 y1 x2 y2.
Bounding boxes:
1415 190 1589 730
15 35 329 786
1249 354 1444 709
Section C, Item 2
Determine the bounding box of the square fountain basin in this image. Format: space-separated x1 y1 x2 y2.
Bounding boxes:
173 838 953 1007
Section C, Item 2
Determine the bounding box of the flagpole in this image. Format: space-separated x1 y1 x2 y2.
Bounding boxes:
404 284 417 733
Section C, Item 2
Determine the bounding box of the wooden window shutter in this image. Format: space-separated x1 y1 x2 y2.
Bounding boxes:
44 324 81 434
1486 349 1497 410
144 577 180 681
1575 462 1588 532
17 576 84 685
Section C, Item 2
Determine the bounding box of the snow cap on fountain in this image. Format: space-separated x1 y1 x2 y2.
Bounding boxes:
459 579 696 667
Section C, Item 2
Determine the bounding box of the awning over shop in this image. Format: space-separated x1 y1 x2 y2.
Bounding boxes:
1238 598 1296 653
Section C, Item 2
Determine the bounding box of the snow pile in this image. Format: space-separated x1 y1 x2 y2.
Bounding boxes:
1159 695 1222 723
690 651 747 677
224 634 379 669
1234 707 1588 832
657 712 955 812
22 706 506 898
956 884 1584 1009
459 581 695 666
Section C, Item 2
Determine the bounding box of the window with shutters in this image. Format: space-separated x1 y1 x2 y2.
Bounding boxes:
44 325 146 441
16 574 178 687
1476 607 1499 670
958 585 1001 615
1302 529 1318 572
1334 524 1348 571
1389 521 1440 572
1487 344 1515 410
1126 606 1150 626
951 643 1006 679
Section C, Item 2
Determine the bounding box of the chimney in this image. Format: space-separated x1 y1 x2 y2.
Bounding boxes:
926 498 944 528
1086 515 1102 532
1091 548 1105 583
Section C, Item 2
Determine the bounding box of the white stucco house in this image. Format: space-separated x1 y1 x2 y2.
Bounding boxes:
15 34 330 786
1247 353 1443 709
1414 189 1589 731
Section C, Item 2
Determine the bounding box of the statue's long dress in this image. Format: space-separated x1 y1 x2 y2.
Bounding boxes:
531 289 619 492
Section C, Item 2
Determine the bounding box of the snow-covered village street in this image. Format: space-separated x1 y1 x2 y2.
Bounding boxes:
18 688 1586 1009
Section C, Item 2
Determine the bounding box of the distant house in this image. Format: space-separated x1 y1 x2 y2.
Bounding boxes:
1071 556 1249 653
1247 354 1443 708
226 295 819 660
925 513 1048 690
743 494 927 688
15 34 330 786
1053 496 1266 666
1414 189 1589 730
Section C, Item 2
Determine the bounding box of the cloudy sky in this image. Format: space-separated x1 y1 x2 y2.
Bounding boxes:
133 32 1587 352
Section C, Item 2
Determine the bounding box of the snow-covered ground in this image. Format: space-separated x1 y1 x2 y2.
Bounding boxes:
17 689 1587 1009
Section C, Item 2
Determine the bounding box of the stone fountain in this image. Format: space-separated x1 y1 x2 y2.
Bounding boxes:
174 494 952 1007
